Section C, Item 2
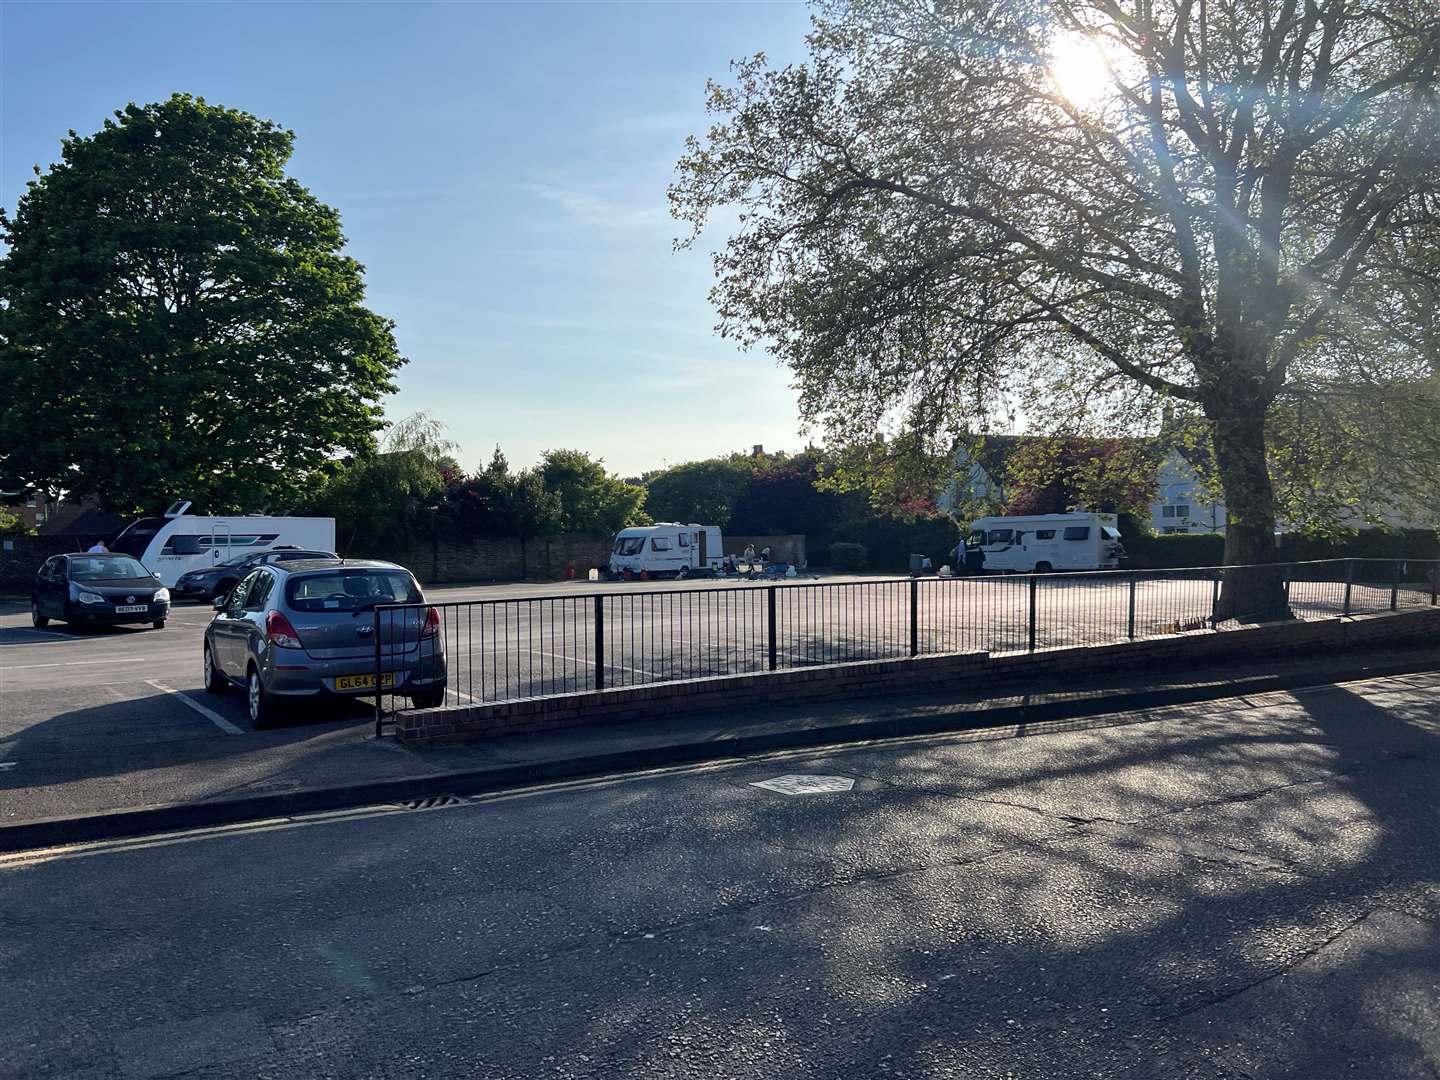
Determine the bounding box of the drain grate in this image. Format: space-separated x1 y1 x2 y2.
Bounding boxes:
396 794 470 811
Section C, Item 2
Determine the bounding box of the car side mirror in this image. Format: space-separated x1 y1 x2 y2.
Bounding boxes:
212 596 228 611
153 571 163 580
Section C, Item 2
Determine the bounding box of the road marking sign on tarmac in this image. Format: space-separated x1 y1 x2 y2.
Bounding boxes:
144 679 245 735
750 775 856 796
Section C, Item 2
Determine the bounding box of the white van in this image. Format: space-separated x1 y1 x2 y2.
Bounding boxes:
608 523 723 579
962 512 1125 573
109 500 337 586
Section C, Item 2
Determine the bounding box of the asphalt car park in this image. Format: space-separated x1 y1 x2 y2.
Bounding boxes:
1 569 1425 828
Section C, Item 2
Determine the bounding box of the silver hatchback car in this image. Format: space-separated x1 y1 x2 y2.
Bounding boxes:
202 559 447 727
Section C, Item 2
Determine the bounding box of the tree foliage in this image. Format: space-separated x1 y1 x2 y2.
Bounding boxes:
0 94 402 514
643 455 755 525
1003 437 1159 517
673 0 1440 614
304 413 456 556
539 449 648 535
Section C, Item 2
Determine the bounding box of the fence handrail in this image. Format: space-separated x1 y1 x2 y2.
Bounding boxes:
372 555 1440 734
373 556 1432 613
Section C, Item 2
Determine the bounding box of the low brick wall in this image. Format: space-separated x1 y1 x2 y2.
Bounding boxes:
397 606 1440 743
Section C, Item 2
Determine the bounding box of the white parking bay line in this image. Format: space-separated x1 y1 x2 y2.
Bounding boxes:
7 657 150 671
144 679 245 736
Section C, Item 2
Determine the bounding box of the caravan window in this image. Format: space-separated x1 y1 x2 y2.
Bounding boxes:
1063 526 1091 541
677 533 690 547
1102 527 1123 541
614 537 644 555
650 537 673 551
1034 529 1056 540
987 529 1013 545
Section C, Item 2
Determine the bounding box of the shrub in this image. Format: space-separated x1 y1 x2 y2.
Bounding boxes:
829 542 869 572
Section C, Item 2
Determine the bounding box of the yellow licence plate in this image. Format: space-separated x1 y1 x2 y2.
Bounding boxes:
335 673 395 691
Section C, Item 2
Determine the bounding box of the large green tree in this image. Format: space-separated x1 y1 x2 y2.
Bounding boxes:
539 449 648 535
673 0 1440 618
0 94 402 513
643 455 755 525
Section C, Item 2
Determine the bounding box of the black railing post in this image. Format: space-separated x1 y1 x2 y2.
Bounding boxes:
1127 572 1137 640
1027 574 1037 654
372 606 383 738
909 578 919 657
767 585 778 670
1209 570 1221 629
1432 561 1437 607
1343 559 1354 616
1391 559 1401 611
593 594 605 690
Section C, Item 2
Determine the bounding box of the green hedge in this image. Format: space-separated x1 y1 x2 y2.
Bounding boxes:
1124 528 1440 569
824 517 961 573
1122 534 1226 568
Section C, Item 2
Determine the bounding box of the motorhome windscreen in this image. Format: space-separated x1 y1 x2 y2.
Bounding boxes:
614 537 645 555
109 517 163 558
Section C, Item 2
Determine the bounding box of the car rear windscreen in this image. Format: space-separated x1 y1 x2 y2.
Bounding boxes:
286 570 421 612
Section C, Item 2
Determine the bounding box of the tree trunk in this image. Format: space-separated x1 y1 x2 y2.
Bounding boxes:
1209 407 1289 622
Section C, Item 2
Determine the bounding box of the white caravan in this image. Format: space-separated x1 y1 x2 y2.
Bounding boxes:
608 523 723 579
109 501 337 586
962 512 1125 573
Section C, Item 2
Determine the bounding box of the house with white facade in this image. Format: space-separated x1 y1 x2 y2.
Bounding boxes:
1150 448 1226 534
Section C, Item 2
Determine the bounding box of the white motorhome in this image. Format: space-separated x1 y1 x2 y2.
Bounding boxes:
608 523 723 579
109 501 337 586
962 512 1125 573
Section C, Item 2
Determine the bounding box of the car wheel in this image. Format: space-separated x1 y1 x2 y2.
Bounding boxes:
677 565 690 580
203 644 227 694
1034 561 1053 573
410 686 446 709
30 602 48 628
247 666 276 729
152 619 167 630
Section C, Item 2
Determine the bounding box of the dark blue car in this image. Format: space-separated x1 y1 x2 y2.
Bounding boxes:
31 553 170 630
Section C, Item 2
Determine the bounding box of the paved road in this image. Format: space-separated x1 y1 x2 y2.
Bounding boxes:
2 671 1436 1078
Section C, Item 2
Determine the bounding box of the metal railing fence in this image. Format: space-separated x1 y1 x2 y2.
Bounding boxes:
371 558 1439 733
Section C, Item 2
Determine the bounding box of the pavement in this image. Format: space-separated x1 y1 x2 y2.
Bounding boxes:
1 669 1437 1077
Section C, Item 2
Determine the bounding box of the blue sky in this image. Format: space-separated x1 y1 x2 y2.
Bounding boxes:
1 0 812 478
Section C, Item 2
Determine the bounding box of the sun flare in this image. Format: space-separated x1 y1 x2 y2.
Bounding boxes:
1049 32 1111 107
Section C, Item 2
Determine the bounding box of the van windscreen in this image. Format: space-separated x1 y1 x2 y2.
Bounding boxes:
614 537 645 555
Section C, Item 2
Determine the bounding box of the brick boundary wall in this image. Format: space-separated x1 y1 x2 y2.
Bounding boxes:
397 606 1440 743
0 535 111 591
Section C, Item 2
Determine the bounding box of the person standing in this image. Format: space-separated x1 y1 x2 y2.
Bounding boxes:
743 543 756 568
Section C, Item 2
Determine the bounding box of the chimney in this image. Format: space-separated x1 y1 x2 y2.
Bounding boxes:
752 444 764 456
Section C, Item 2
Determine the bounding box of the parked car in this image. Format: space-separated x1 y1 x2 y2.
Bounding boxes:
202 559 446 727
174 546 341 601
31 553 171 631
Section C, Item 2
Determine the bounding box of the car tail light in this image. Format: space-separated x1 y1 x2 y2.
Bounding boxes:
266 610 303 649
420 607 440 639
